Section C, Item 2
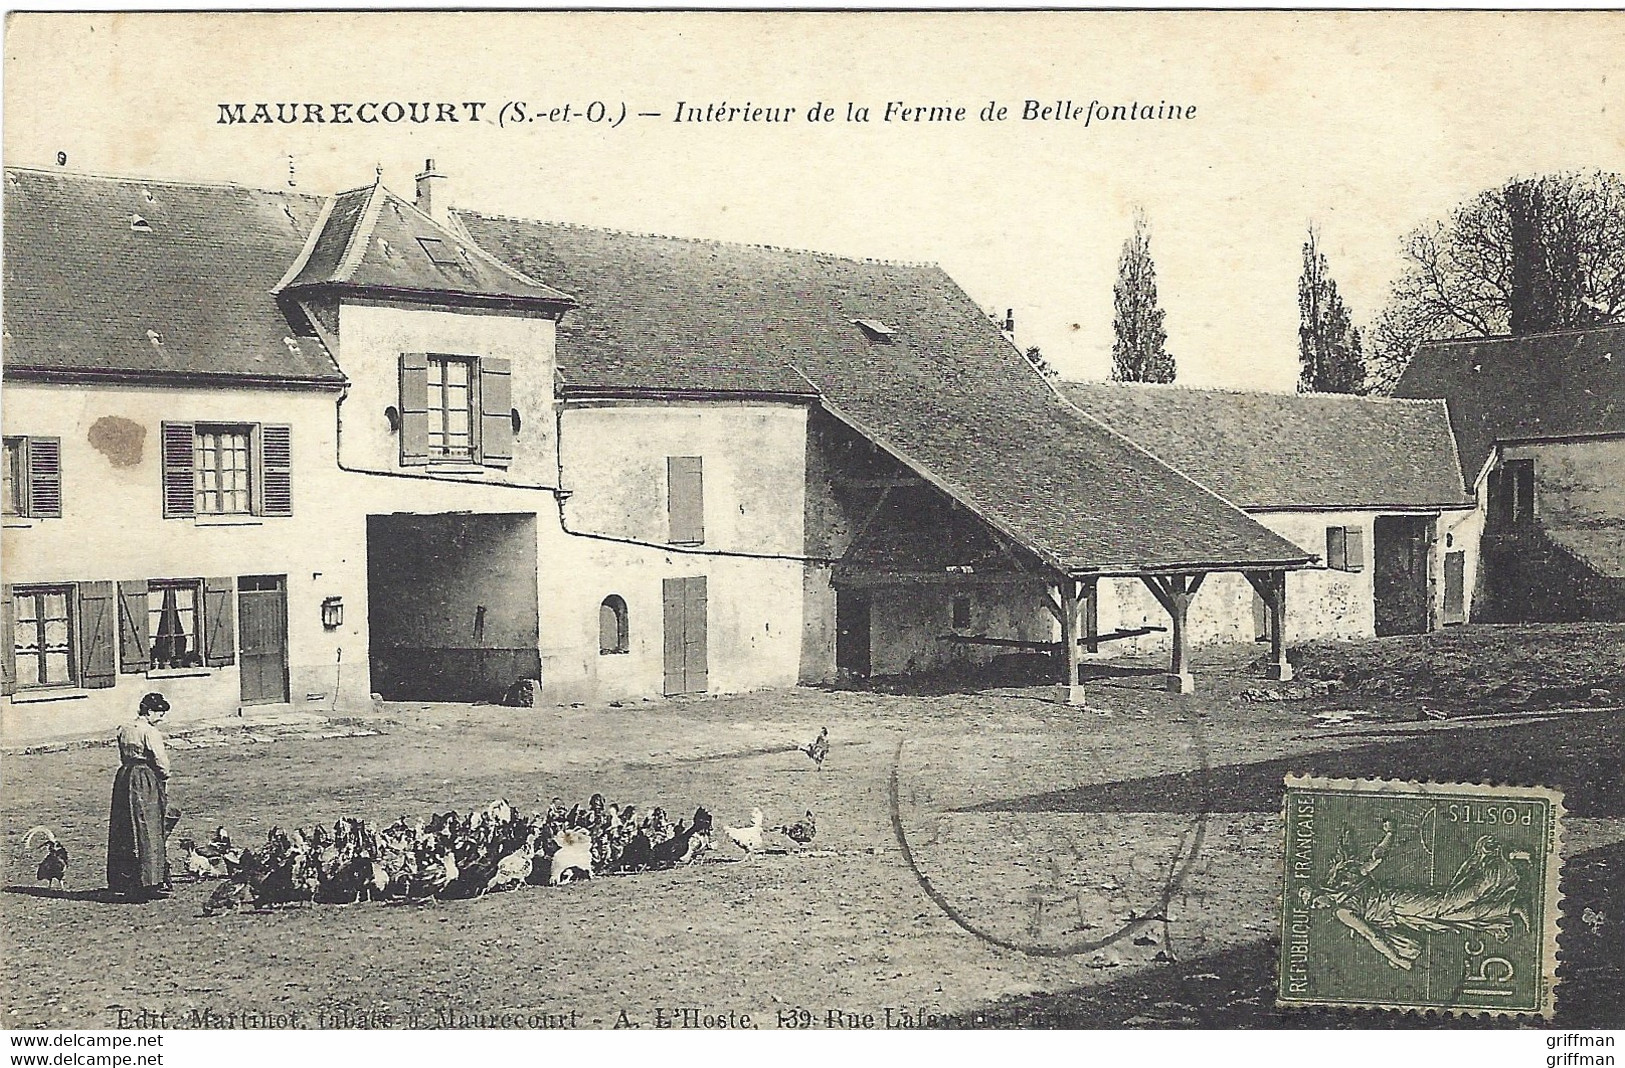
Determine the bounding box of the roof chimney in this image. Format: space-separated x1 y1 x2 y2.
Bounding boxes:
415 158 448 225
1002 309 1015 334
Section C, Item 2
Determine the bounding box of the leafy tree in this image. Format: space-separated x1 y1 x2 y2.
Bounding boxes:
1023 345 1057 380
1111 211 1176 383
1368 170 1625 392
1298 227 1366 394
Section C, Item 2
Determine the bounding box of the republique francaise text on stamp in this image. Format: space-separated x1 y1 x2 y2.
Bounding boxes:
1279 775 1563 1017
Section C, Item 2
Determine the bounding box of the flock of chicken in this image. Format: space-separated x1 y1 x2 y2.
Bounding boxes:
22 727 832 911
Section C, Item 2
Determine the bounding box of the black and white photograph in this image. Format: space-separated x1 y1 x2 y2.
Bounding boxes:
1 9 1621 1055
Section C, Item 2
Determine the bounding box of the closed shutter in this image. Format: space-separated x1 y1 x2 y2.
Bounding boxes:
667 456 705 545
28 437 61 518
399 353 430 466
479 357 513 468
118 580 150 674
203 577 235 667
662 578 685 695
161 422 196 518
77 581 117 689
685 576 708 694
1344 526 1366 573
1 585 15 696
1326 526 1347 571
260 425 293 516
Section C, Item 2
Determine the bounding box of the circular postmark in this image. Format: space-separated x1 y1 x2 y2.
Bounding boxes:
889 708 1213 958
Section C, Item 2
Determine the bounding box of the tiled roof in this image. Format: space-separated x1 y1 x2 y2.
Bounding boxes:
4 168 345 384
460 213 1312 574
1548 525 1625 580
278 182 574 307
1394 325 1625 483
1059 381 1471 511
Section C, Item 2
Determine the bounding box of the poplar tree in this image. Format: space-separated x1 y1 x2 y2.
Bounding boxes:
1111 211 1176 383
1298 227 1366 394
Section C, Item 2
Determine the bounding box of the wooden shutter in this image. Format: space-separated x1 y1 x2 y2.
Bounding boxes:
77 581 117 689
667 456 705 544
1344 526 1366 573
1 585 14 696
203 577 235 667
27 437 61 518
685 576 708 694
118 580 150 674
479 357 513 469
662 578 685 695
260 425 293 516
1325 526 1347 571
161 422 195 518
399 353 430 466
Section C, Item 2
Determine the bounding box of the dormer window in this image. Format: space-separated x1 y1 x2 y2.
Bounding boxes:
417 236 460 266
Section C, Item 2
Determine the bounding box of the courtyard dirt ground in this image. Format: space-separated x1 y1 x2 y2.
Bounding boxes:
2 626 1621 1031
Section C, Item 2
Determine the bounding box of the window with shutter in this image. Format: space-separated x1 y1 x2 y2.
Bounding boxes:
399 353 431 466
1326 526 1347 571
668 456 705 545
1344 526 1366 573
148 579 205 669
1 439 22 517
1 585 15 696
202 577 235 667
27 438 61 518
162 422 196 518
479 357 513 468
118 580 150 674
11 585 76 689
261 425 293 516
77 582 117 689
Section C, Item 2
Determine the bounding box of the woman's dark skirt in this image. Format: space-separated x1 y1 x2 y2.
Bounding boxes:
108 764 169 895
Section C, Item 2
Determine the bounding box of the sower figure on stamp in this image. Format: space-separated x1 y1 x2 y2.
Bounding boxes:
1307 817 1532 971
107 691 179 901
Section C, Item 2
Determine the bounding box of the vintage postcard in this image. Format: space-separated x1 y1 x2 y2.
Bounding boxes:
2 9 1623 1044
1279 776 1564 1017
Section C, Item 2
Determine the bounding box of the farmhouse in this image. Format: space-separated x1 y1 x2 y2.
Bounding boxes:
1059 382 1475 655
1395 324 1625 622
4 161 1318 741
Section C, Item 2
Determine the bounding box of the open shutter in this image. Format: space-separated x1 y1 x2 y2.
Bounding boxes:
260 425 293 517
1326 526 1347 571
77 581 117 689
1344 526 1366 573
118 580 150 674
28 437 61 518
162 422 195 518
1 585 15 696
399 353 430 466
685 576 708 694
667 456 705 544
479 357 513 469
203 577 235 667
662 578 684 696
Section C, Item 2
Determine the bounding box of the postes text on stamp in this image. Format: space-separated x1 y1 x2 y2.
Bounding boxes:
1278 775 1563 1017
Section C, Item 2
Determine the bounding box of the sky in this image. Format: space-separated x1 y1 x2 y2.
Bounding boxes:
5 11 1622 389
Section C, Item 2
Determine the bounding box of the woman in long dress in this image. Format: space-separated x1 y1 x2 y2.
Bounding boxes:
107 692 174 900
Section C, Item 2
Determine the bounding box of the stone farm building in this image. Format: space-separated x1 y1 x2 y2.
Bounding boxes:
1395 325 1625 623
0 162 1475 740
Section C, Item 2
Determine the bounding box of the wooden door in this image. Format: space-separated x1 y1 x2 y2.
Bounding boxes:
835 589 872 677
1443 551 1466 625
238 575 289 705
662 576 708 695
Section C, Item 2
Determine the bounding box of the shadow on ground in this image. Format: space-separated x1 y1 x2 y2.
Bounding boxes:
948 838 1623 1029
965 711 1625 818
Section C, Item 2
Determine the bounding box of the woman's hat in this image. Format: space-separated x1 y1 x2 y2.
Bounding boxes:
138 692 171 716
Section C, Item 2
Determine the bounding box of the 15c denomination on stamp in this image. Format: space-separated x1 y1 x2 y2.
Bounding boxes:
1278 775 1564 1017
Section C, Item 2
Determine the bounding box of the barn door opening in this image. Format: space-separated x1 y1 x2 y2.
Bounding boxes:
238 575 289 705
1373 516 1432 637
662 576 708 696
835 588 872 677
1443 551 1466 625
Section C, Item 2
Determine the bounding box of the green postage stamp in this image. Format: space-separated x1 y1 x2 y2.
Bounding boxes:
1278 775 1564 1017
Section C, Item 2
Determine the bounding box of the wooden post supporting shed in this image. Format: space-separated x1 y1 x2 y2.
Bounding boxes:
1244 570 1293 681
1044 577 1087 705
1141 572 1206 694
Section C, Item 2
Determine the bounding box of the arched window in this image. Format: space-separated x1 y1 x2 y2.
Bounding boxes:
599 595 629 655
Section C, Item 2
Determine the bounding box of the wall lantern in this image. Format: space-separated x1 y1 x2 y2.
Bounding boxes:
321 596 344 630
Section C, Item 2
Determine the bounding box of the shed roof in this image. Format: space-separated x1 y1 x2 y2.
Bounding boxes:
460 212 1312 574
3 167 344 384
1394 325 1625 484
1059 381 1471 511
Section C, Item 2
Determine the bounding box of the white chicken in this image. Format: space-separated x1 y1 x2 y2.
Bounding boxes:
725 808 765 855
